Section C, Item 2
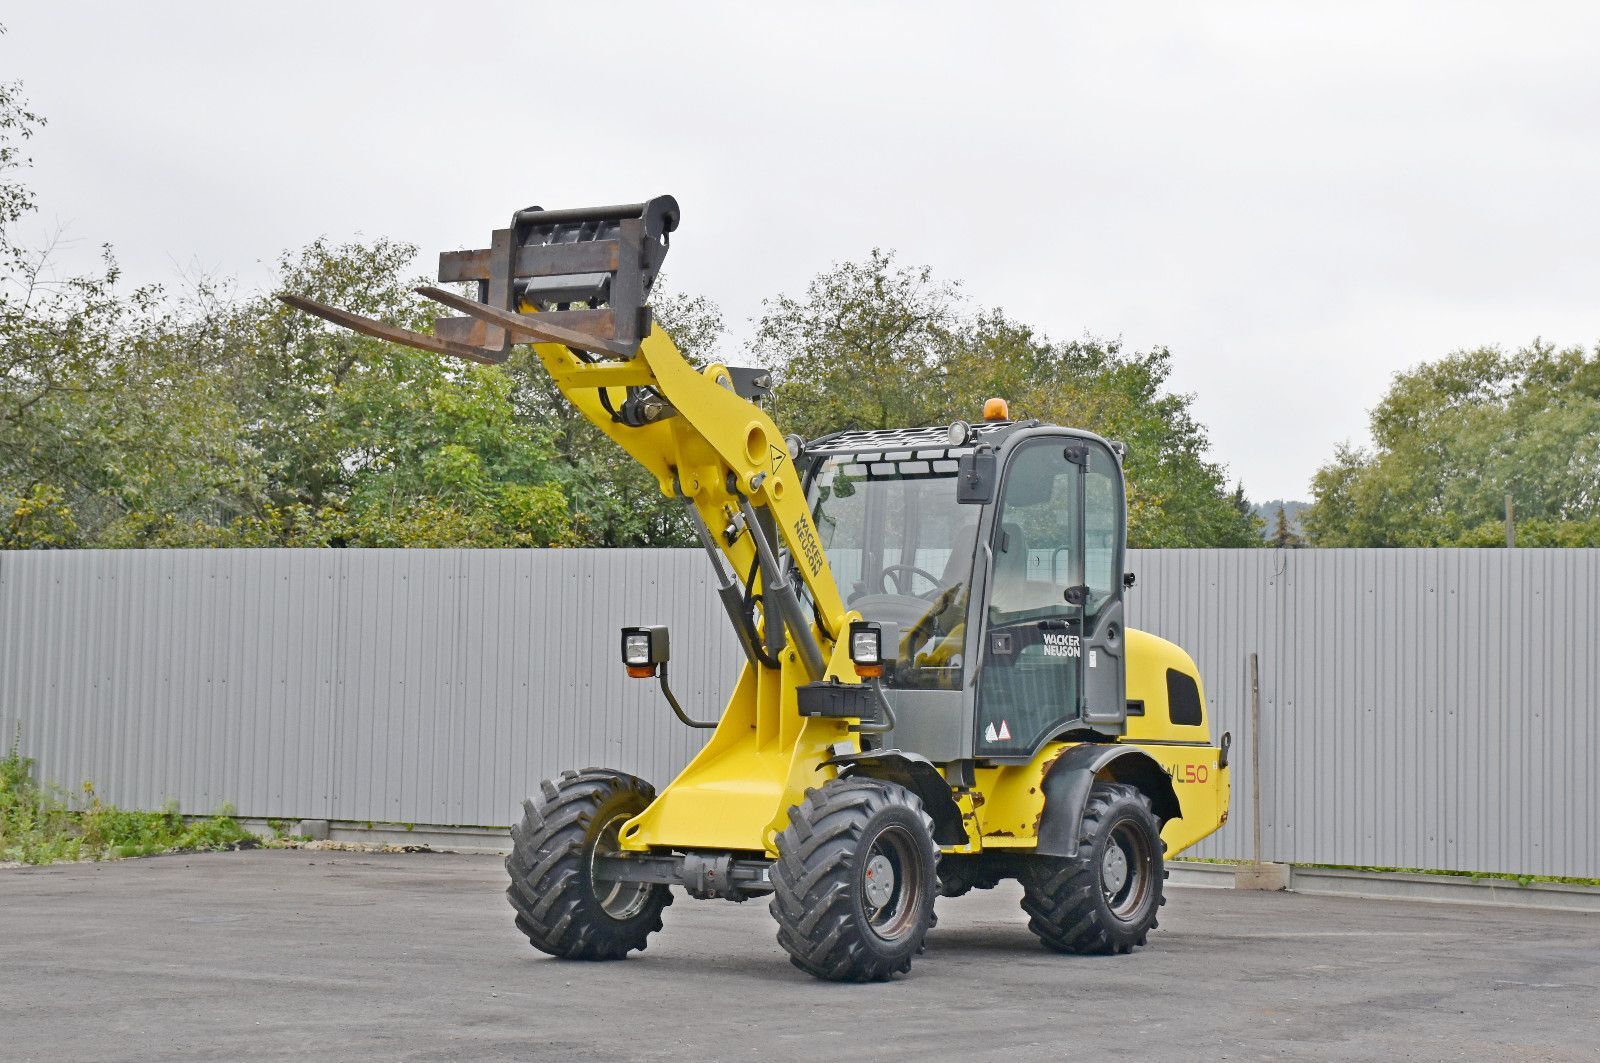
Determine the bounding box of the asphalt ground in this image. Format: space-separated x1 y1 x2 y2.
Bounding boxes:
1 850 1595 1062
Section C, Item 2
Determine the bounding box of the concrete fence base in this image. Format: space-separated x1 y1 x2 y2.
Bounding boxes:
1168 860 1600 914
221 817 1600 915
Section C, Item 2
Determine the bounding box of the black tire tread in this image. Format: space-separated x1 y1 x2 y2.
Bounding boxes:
1021 781 1162 955
505 768 671 961
769 777 936 982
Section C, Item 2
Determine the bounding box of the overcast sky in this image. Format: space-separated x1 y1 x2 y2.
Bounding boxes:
6 3 1598 501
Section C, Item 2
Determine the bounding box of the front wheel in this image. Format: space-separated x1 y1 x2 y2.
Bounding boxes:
505 768 672 960
1021 781 1164 954
770 778 938 982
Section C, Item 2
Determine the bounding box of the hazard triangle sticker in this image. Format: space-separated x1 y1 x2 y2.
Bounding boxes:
983 720 1013 743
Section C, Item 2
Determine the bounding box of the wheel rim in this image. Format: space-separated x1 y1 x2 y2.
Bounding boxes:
860 824 924 942
589 813 652 921
1102 819 1154 921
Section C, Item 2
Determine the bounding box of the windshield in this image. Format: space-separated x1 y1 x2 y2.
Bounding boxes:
808 455 973 690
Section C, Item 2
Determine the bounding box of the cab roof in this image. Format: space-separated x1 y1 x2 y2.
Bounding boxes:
805 420 1020 459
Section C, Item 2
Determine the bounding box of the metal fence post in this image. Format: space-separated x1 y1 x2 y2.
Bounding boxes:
1250 650 1261 866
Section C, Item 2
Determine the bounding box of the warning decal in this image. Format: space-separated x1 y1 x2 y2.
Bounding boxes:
770 444 786 474
982 720 1013 743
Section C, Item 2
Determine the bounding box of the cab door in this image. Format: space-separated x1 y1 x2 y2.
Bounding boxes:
974 437 1126 757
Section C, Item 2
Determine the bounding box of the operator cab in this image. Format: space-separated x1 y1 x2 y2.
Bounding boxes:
802 410 1130 764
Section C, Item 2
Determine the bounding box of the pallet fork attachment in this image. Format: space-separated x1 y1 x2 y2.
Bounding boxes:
277 196 679 362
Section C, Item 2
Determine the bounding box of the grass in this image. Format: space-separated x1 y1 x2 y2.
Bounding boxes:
0 731 260 865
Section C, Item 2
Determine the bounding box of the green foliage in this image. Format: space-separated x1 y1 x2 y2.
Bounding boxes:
0 229 586 548
755 251 1262 547
1453 515 1600 548
1 482 76 547
0 729 256 864
1304 341 1600 546
1253 498 1308 544
1269 504 1304 548
756 249 962 433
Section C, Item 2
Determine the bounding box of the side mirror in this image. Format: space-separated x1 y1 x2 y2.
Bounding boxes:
957 449 997 504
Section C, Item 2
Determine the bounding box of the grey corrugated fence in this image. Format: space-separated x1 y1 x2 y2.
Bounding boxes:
1 548 1594 877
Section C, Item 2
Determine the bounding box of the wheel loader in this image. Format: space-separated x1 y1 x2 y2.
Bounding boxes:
282 196 1232 981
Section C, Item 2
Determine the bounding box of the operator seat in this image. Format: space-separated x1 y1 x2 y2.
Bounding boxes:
990 521 1032 613
940 522 979 589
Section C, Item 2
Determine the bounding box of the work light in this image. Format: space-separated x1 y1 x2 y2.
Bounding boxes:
621 625 669 678
848 620 898 679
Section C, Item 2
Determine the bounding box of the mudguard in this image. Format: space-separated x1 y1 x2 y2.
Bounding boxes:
826 750 968 846
1036 744 1182 858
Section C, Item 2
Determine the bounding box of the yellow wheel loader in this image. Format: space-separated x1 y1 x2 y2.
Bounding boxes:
282 197 1232 982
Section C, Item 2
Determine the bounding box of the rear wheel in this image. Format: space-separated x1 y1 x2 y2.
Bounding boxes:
505 768 672 960
770 778 937 982
1021 781 1163 954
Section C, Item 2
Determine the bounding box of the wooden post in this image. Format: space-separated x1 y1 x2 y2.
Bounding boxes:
1505 493 1516 548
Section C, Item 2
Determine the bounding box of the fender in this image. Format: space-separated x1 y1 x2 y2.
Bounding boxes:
826 750 968 846
1036 744 1182 858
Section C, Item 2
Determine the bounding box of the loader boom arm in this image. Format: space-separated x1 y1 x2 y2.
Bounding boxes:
279 197 849 677
532 320 848 672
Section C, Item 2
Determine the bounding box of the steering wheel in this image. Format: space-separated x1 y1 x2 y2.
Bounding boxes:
878 563 943 598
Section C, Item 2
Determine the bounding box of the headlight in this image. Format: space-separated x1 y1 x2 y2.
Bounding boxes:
848 620 898 679
620 625 669 677
623 633 653 666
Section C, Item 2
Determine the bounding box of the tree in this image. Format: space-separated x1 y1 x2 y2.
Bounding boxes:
2 71 600 550
754 252 1262 548
755 249 960 436
1 77 237 547
173 239 584 548
1303 342 1600 546
2 232 584 547
1269 505 1304 548
0 55 44 277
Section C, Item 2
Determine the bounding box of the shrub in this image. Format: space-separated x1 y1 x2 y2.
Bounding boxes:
0 729 258 865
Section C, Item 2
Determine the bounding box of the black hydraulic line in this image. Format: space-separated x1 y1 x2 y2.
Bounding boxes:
657 663 717 729
738 497 827 679
597 386 624 423
748 548 787 662
677 484 778 670
742 562 787 670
